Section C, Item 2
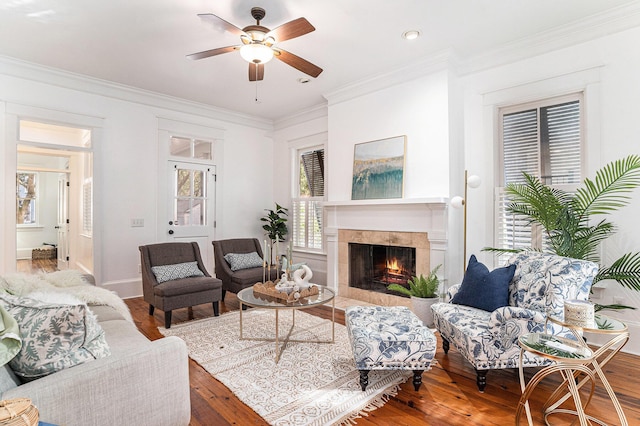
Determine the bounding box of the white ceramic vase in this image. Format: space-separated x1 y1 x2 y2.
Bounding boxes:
411 296 439 328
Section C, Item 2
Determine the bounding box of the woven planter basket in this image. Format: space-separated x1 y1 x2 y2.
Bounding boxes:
0 399 39 426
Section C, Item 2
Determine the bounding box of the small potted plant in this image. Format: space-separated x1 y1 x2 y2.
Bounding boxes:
388 265 441 327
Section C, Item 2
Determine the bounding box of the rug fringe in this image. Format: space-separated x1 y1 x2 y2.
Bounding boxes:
336 383 402 426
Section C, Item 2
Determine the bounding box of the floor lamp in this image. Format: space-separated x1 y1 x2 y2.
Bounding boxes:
451 170 481 274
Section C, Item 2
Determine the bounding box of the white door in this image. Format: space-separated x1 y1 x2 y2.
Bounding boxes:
167 161 216 273
56 173 70 270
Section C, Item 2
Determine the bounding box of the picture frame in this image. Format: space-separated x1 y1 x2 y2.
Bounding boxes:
351 135 406 200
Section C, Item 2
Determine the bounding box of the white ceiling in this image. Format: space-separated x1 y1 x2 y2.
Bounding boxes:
1 0 639 122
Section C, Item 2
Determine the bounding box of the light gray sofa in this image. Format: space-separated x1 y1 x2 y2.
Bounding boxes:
0 284 191 426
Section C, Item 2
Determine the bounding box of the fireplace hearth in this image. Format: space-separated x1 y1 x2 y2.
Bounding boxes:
349 243 416 296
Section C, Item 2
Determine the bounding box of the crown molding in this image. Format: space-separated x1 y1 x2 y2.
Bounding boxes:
0 55 274 131
459 1 640 75
273 102 328 131
323 50 459 107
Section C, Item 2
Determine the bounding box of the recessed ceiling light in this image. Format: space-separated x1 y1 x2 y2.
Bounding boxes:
297 77 311 84
402 30 421 40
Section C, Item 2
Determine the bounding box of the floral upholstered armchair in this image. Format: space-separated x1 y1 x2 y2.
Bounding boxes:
431 252 598 392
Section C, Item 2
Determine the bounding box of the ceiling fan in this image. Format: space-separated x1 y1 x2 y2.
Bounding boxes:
187 7 323 82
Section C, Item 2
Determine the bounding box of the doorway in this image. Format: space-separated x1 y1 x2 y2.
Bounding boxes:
15 120 94 275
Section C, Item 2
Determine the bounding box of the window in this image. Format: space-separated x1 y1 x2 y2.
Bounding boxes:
174 166 207 226
292 146 325 251
170 136 212 160
496 94 583 256
16 172 38 225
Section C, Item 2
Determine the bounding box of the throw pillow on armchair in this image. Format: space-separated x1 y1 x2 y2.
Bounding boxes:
450 255 516 312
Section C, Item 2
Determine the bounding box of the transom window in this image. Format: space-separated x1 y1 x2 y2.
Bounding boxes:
170 136 212 160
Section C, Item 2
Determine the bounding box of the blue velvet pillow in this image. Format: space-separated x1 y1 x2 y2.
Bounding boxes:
451 255 516 312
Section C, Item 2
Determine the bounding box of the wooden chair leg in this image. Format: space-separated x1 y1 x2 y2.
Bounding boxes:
442 338 450 354
412 370 424 391
475 369 488 392
148 304 155 315
359 370 370 391
221 289 226 301
164 310 172 329
213 301 220 316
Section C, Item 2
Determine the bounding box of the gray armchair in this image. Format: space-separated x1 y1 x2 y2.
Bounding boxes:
213 238 279 300
139 242 222 328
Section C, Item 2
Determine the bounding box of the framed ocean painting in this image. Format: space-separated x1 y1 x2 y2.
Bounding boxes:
351 135 406 200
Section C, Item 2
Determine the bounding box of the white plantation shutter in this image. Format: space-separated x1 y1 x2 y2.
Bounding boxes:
293 199 323 250
542 101 582 185
496 96 582 260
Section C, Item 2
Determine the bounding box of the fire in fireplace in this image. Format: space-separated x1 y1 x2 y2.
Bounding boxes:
349 243 416 296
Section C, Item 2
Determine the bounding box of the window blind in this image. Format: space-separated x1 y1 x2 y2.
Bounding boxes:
496 97 582 258
301 149 324 197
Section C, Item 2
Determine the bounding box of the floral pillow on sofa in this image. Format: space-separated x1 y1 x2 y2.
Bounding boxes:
0 291 111 382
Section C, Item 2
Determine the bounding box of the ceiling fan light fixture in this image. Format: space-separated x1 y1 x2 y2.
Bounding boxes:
240 43 274 64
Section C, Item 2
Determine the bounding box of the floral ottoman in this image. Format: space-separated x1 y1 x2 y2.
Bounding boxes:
345 306 437 391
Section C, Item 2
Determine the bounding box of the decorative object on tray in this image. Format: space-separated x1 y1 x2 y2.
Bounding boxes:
253 265 318 302
0 398 39 426
253 282 319 303
564 299 595 328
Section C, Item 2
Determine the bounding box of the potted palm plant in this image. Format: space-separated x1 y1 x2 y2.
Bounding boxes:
260 203 288 264
485 155 640 311
388 265 441 327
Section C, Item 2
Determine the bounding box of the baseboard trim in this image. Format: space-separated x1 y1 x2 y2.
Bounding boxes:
101 278 142 299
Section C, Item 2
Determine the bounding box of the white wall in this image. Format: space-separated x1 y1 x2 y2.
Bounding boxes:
0 60 275 297
272 110 329 285
327 70 451 202
461 26 640 353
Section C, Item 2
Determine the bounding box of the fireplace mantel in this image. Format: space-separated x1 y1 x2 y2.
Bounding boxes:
324 198 449 301
323 197 448 208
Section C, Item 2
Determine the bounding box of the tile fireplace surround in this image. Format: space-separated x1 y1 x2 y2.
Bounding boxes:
324 198 449 307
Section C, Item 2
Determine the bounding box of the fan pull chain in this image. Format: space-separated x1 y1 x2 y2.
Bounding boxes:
254 63 261 104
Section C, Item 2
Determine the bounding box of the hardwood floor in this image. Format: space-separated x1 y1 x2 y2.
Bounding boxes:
16 258 58 274
124 295 640 426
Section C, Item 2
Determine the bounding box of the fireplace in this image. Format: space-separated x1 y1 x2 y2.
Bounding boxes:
349 243 416 296
324 198 448 307
335 229 432 306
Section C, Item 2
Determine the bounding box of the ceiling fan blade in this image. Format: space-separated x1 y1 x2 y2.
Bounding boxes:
197 13 246 37
249 63 265 81
267 17 315 42
274 49 323 78
187 45 239 61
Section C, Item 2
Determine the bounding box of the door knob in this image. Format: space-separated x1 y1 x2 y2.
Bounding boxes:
168 230 174 235
168 221 174 225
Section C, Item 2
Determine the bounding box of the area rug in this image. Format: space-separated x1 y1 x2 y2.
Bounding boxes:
159 309 412 425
